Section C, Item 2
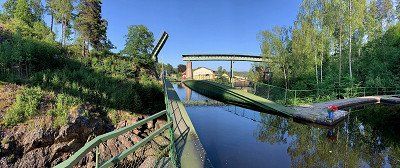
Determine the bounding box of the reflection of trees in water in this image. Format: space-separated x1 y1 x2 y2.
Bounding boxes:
255 113 289 144
177 82 184 88
255 105 400 167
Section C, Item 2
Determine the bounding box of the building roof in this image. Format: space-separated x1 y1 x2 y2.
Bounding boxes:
193 67 215 72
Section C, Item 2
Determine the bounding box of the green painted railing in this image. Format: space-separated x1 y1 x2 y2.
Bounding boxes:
55 74 178 168
54 110 173 168
163 77 178 167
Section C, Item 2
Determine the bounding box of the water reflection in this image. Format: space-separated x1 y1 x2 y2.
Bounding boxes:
172 83 400 167
255 105 400 167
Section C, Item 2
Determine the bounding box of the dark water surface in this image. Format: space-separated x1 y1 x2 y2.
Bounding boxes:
173 83 400 168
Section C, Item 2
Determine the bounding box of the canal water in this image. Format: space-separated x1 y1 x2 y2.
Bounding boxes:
173 83 400 168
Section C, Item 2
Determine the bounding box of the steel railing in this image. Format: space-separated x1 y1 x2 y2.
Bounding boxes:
55 75 178 168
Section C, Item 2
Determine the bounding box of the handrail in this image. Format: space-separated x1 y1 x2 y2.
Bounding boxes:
55 110 167 168
100 122 172 168
163 73 178 167
255 82 400 93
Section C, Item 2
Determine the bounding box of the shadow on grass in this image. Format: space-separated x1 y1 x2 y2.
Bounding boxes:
0 57 164 115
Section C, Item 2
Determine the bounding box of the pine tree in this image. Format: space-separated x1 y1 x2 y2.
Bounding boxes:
47 0 73 45
75 0 109 55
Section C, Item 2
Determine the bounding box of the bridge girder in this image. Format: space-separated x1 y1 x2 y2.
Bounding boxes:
182 54 264 62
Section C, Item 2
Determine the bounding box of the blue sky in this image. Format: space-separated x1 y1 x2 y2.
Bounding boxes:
1 0 302 71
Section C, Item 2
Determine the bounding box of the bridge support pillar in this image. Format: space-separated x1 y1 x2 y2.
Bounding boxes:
186 61 193 79
230 61 234 85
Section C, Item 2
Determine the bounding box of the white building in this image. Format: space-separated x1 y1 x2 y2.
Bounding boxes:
193 67 216 80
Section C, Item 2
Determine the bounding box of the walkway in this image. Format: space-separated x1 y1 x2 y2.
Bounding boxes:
291 95 400 125
164 80 213 167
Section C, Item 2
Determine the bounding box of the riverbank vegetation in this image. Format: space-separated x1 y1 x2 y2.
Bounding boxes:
253 0 400 94
0 0 164 127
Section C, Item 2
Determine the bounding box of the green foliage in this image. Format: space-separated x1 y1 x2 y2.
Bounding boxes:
47 0 73 45
14 0 33 24
47 93 81 127
75 0 110 52
121 25 155 69
0 31 61 79
177 64 186 73
260 26 293 89
255 0 400 94
0 0 164 128
4 87 43 126
356 23 400 87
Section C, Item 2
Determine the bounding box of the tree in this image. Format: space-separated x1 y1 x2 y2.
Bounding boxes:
47 0 73 45
365 0 382 41
121 25 154 57
2 0 18 18
396 0 400 21
260 26 292 89
164 63 174 74
75 0 109 55
121 25 155 68
14 0 33 24
376 0 395 29
345 0 366 80
216 66 226 76
177 64 186 73
29 0 45 22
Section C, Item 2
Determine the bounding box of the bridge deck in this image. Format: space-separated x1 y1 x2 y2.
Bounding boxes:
182 54 264 62
164 80 213 167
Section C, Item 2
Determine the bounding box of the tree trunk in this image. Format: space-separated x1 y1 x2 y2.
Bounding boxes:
82 40 86 57
62 16 67 46
61 20 65 46
349 0 353 80
283 67 288 90
320 52 323 82
339 26 342 85
50 14 54 32
315 52 318 85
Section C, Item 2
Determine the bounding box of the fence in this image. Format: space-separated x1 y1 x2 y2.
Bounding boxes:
55 75 178 168
253 83 400 105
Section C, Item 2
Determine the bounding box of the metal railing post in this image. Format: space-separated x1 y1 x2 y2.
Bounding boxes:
95 146 99 168
363 87 366 97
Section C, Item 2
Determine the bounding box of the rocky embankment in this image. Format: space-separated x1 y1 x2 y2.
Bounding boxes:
0 84 169 167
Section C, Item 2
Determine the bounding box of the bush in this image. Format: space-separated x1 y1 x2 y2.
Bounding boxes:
47 93 81 127
4 87 43 126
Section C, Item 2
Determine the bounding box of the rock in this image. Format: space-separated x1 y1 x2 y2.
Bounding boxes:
138 156 157 168
147 120 154 129
0 108 166 167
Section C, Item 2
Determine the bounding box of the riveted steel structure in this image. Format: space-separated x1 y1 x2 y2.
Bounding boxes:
182 54 264 83
182 54 263 62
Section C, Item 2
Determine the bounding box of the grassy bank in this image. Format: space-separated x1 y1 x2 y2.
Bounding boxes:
0 55 164 127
